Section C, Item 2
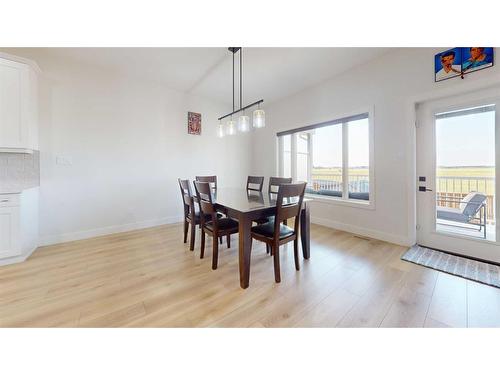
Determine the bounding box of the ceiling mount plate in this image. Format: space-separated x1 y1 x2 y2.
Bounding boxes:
228 47 241 54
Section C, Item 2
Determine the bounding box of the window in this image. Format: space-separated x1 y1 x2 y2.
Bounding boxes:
277 112 372 204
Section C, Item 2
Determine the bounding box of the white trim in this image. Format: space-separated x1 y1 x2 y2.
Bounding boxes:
38 215 183 246
0 52 42 74
311 216 412 247
0 245 37 267
305 193 375 210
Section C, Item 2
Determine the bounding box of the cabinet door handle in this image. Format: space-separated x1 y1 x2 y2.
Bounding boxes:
1 199 9 203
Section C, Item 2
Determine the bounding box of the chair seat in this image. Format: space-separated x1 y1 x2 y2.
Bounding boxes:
437 207 470 223
253 217 271 224
251 220 295 240
205 217 239 232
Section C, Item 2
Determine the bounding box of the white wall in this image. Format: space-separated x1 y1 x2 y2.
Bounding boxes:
1 49 252 246
252 48 500 246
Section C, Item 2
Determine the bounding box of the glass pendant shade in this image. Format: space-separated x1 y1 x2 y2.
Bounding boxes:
238 115 250 132
226 119 236 135
216 122 225 138
253 109 266 128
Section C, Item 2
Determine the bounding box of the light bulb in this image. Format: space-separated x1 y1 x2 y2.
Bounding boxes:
238 114 250 132
253 109 265 128
226 119 236 135
217 121 225 138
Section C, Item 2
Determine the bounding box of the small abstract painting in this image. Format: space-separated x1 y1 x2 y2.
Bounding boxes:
188 112 201 135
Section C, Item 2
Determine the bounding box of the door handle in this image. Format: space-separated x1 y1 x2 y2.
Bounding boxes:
418 186 433 192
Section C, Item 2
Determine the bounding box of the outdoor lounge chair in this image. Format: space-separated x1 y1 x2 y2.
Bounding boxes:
436 192 488 239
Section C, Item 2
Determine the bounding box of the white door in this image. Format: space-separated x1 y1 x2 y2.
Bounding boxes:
416 89 500 263
0 57 29 148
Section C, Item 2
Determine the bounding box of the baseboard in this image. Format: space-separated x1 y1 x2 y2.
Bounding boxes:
311 216 413 247
38 215 183 247
0 245 38 267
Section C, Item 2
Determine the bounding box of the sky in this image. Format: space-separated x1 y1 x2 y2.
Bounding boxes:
312 118 369 167
436 110 495 167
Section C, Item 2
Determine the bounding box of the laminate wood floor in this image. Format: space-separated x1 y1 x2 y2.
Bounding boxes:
1 223 499 327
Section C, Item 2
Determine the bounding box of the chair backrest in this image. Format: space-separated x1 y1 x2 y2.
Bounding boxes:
194 181 216 216
269 177 292 194
274 182 307 238
178 178 194 217
196 175 217 191
246 176 264 192
460 192 487 217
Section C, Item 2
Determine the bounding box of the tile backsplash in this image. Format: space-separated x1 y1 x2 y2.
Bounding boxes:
0 151 40 193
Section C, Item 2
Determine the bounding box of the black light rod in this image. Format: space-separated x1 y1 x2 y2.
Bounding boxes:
218 99 264 121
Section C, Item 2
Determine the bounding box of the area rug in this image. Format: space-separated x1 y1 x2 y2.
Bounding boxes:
401 245 500 288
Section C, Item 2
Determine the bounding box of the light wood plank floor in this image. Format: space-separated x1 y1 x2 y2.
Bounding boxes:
1 223 499 327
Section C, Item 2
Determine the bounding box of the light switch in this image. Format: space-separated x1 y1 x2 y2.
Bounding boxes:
56 156 73 166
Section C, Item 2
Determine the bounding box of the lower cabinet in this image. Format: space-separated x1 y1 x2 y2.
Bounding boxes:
0 188 39 264
0 205 21 258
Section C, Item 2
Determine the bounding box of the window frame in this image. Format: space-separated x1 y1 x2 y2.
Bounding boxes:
277 108 375 210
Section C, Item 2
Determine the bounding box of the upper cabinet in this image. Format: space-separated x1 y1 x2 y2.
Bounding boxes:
0 55 39 151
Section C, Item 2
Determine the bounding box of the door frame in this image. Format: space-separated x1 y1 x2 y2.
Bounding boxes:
415 87 500 263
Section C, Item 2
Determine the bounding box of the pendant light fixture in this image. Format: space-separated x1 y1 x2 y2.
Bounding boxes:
218 47 265 136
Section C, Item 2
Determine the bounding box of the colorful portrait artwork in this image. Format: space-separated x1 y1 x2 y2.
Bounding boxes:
435 48 462 82
461 47 494 74
188 112 201 135
435 47 494 82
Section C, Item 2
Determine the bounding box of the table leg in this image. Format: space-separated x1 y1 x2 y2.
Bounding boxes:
300 202 310 259
238 215 252 289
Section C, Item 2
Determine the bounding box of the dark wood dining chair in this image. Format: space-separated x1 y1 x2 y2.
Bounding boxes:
246 176 264 192
194 181 239 270
195 175 217 191
268 177 292 194
195 175 224 243
254 177 293 245
178 178 201 251
250 182 307 283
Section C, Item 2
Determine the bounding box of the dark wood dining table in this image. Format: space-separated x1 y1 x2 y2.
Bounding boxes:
212 188 311 289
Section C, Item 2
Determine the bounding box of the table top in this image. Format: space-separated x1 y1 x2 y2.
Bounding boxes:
212 187 309 213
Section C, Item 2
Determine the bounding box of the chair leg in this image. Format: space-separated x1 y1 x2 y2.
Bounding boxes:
189 222 196 251
273 245 281 283
183 220 188 243
283 219 287 225
293 238 300 271
200 230 206 259
227 234 231 248
219 237 223 244
266 244 270 254
212 235 219 270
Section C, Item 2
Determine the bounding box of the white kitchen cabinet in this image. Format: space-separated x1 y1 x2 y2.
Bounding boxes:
0 55 39 150
0 188 39 265
0 205 21 258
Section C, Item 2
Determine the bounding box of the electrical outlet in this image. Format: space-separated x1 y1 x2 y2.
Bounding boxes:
56 156 73 166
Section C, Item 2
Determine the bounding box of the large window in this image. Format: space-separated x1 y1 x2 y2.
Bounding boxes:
278 112 372 203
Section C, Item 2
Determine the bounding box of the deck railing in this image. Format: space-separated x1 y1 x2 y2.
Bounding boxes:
436 176 494 222
309 174 369 193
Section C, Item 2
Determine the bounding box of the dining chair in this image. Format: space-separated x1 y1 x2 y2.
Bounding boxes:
254 177 293 246
196 175 217 191
268 177 292 194
194 181 239 270
246 176 264 192
178 178 201 251
195 175 225 243
250 182 307 282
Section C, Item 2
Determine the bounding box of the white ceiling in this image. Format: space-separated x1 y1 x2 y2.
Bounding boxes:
40 47 391 106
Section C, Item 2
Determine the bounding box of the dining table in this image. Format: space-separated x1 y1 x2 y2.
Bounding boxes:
211 188 311 289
